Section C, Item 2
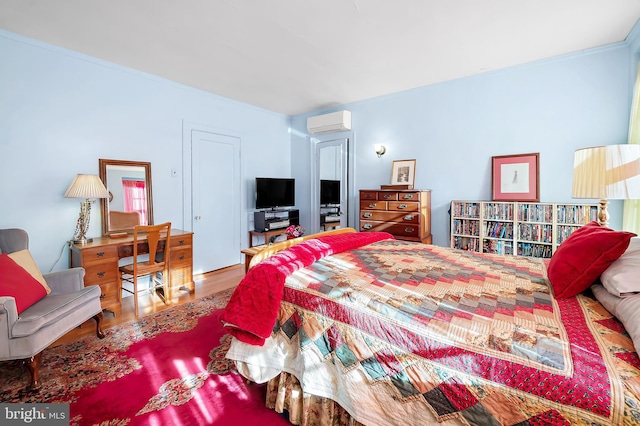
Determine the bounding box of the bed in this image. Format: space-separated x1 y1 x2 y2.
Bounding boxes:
222 226 640 425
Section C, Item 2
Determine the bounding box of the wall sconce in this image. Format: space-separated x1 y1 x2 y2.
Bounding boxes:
374 144 386 158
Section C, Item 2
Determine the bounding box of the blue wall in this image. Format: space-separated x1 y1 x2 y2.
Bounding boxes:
1 23 639 273
291 34 638 247
0 30 291 272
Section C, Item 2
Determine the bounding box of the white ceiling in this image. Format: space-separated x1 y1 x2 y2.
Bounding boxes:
2 1 640 116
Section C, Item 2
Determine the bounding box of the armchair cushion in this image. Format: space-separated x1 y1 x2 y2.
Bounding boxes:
8 249 51 294
11 285 102 337
0 253 47 314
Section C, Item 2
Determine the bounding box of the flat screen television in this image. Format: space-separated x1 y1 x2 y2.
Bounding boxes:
255 177 295 210
320 179 340 205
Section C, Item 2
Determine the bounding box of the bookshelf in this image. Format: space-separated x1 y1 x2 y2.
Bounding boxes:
450 200 598 258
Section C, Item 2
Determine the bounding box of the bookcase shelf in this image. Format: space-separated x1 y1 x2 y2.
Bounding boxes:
450 200 598 258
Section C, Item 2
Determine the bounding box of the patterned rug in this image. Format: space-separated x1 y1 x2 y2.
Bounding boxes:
0 289 290 426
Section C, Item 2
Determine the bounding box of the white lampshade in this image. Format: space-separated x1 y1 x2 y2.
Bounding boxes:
64 174 109 199
572 144 640 226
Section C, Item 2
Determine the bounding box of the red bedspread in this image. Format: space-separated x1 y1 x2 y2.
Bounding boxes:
221 231 393 345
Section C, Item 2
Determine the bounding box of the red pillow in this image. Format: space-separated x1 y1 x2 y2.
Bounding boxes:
0 253 47 314
548 221 636 298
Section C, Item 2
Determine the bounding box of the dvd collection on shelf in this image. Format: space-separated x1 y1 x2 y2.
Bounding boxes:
450 200 598 258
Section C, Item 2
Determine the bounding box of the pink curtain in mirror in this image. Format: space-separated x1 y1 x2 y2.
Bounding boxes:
122 179 148 225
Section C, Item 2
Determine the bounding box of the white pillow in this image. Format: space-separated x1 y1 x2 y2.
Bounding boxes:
592 284 640 353
601 237 640 297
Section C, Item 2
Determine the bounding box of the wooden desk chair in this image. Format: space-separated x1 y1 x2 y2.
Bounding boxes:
118 222 171 317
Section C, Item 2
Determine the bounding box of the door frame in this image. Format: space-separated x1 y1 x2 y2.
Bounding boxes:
182 120 243 270
310 131 356 234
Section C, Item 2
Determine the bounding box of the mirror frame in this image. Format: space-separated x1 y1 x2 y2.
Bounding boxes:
99 158 154 236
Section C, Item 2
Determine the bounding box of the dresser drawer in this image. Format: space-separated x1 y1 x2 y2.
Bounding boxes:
361 210 419 223
397 192 420 201
360 191 378 200
360 200 388 210
377 191 398 201
360 220 420 236
388 201 419 212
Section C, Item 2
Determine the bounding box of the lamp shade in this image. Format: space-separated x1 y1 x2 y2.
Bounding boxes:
572 145 640 200
64 174 109 199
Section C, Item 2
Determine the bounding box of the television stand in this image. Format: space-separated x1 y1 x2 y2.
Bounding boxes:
252 209 300 243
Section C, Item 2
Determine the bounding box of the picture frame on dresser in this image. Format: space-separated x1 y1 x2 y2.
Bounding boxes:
491 153 539 202
390 159 416 187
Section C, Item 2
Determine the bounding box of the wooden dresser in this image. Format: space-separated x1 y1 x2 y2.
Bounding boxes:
359 189 432 244
69 229 194 316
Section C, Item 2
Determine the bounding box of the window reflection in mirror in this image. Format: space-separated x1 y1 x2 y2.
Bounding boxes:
99 159 153 236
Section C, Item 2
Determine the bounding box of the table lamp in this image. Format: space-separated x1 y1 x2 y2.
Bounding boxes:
572 144 640 226
64 174 110 244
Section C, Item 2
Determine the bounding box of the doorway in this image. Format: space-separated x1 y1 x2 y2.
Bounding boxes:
183 125 241 273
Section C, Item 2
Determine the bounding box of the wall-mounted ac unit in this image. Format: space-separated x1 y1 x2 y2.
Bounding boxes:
307 110 352 134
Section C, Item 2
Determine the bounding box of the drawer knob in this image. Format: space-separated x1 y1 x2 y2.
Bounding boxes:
383 194 392 199
100 294 105 299
179 255 185 260
363 212 372 218
97 271 105 278
368 203 377 208
404 227 415 233
398 204 408 209
178 239 185 245
363 224 373 230
404 215 415 221
96 251 105 258
403 194 414 199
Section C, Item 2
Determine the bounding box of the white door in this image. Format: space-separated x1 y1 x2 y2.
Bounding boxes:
191 130 241 273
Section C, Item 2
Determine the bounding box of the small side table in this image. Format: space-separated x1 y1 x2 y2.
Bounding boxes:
241 245 267 273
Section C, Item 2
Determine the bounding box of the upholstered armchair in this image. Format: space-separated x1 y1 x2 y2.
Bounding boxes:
0 228 105 389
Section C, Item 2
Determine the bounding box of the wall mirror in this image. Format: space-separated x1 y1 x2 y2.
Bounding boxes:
311 137 352 234
99 159 153 235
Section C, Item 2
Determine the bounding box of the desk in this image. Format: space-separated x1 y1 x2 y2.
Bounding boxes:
69 229 194 316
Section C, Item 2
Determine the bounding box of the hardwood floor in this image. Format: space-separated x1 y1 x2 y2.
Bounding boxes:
52 264 245 347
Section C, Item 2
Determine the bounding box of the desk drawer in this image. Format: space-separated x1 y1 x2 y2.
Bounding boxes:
170 247 192 267
171 234 192 248
80 246 118 266
170 265 193 287
84 263 118 285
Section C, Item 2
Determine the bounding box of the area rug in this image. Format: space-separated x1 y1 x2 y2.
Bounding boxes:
0 289 291 426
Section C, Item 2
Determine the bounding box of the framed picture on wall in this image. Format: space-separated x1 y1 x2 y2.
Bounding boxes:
491 153 540 201
390 159 416 187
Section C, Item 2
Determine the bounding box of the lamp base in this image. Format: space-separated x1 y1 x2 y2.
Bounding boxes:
72 237 94 245
597 199 609 227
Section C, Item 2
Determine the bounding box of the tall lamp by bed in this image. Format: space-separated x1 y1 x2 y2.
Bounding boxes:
572 144 640 226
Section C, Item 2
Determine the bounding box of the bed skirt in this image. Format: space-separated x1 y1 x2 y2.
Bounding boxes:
266 372 364 426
